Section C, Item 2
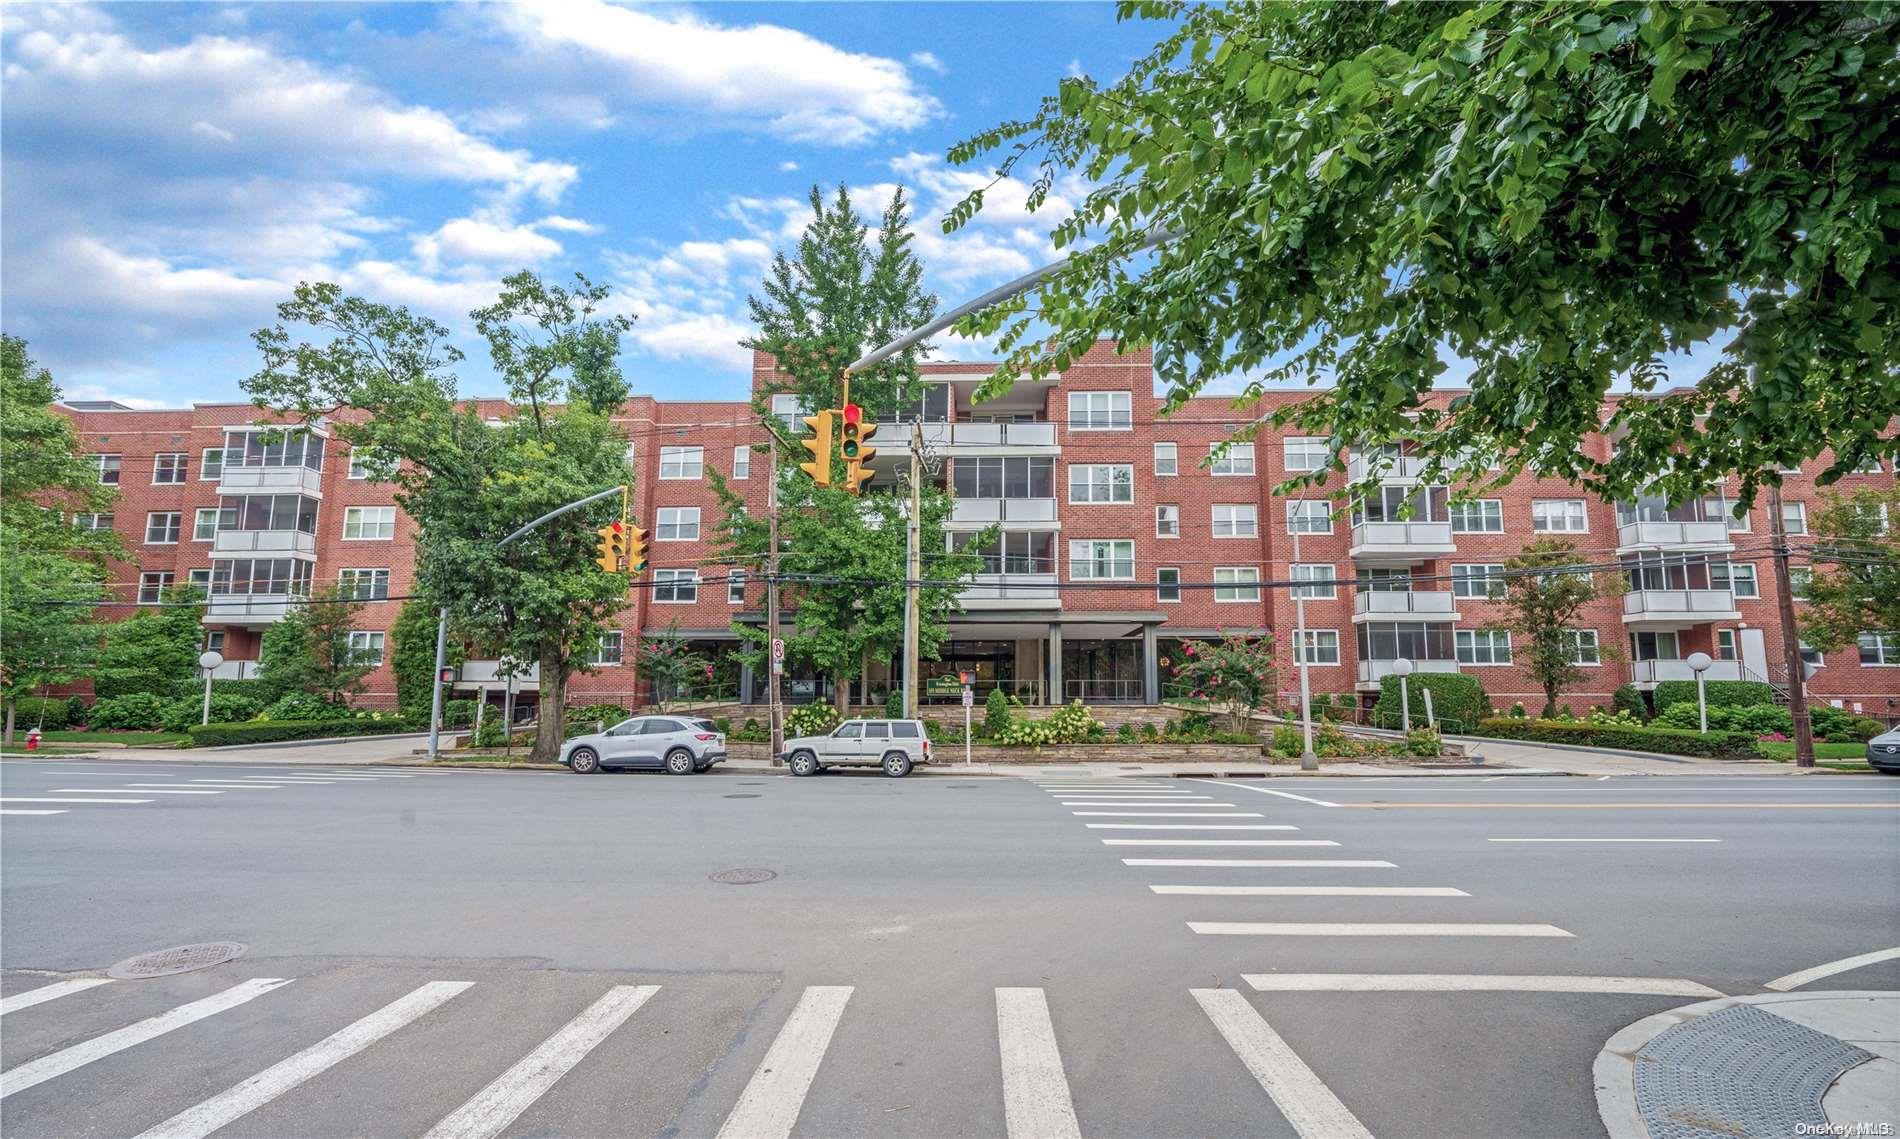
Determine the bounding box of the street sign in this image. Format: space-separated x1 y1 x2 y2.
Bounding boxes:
772 638 785 662
962 687 974 708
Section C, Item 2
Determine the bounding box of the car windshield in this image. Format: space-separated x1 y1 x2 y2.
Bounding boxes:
609 718 639 735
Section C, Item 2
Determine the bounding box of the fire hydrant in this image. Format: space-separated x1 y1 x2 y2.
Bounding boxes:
26 727 41 751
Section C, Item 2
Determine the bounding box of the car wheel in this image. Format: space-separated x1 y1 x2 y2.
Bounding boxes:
569 748 600 774
665 748 695 775
788 750 819 777
881 751 913 778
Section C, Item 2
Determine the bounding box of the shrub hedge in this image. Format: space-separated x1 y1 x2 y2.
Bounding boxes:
1612 683 1647 721
1372 672 1486 731
158 694 264 734
9 696 83 730
1652 680 1774 714
88 693 168 730
1470 717 1759 759
186 717 417 748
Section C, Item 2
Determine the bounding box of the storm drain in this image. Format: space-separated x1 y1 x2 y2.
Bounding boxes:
1634 1003 1874 1139
709 868 777 885
108 942 247 980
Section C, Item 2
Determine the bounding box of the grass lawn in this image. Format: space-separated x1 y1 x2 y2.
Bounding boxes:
36 730 191 747
1753 741 1871 761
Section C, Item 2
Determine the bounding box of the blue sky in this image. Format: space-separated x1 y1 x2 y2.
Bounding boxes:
1 1 1159 408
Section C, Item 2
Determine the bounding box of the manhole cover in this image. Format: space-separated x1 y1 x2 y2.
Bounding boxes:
108 942 246 979
710 868 777 885
723 793 761 799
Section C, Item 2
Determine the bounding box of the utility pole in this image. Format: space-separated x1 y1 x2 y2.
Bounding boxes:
767 443 785 757
1767 482 1816 768
1292 526 1317 770
902 420 923 717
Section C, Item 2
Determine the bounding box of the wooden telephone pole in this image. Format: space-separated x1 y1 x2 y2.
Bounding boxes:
1767 482 1816 768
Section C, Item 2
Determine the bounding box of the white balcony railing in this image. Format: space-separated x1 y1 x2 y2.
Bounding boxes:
1352 591 1459 621
1348 520 1455 560
1622 589 1741 625
207 660 264 680
876 422 1058 451
1355 659 1462 687
1630 659 1746 686
960 573 1060 609
457 660 540 686
1615 520 1733 552
204 594 303 626
211 529 318 557
1347 454 1428 483
218 465 324 496
949 498 1060 526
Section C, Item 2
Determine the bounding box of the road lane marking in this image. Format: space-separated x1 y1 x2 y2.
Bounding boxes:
0 978 291 1099
995 988 1081 1139
423 984 658 1139
1103 839 1340 847
1191 780 1338 807
1190 922 1574 937
1598 776 1613 781
1061 800 1235 807
1072 811 1264 818
1153 886 1467 897
1192 988 1372 1139
1763 946 1900 992
1125 859 1396 868
130 783 265 790
231 778 336 785
0 809 65 815
1241 974 1720 996
0 978 113 1016
1333 802 1899 809
0 797 152 804
50 788 225 795
189 781 294 786
715 985 853 1139
1486 838 1720 843
1086 824 1300 830
138 981 474 1139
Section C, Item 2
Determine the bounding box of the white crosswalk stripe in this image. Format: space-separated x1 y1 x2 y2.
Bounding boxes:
50 788 225 795
1103 839 1339 847
1192 988 1372 1139
715 985 853 1139
0 797 152 805
1151 885 1469 897
0 809 65 815
1073 811 1265 818
1124 858 1396 868
0 978 113 1016
423 984 658 1139
1189 922 1575 937
1086 824 1300 830
995 988 1081 1139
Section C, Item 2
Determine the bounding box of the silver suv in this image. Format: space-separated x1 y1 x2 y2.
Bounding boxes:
563 716 726 775
780 719 931 777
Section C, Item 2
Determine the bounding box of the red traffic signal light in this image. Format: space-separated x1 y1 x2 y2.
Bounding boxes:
842 403 861 426
438 667 456 684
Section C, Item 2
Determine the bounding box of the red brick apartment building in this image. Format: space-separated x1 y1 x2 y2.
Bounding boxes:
57 341 1900 723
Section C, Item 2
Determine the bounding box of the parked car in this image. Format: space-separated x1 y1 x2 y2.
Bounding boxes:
1866 727 1900 775
563 716 726 774
780 719 931 777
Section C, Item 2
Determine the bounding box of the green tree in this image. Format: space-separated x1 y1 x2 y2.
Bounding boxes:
390 597 467 716
1798 485 1900 653
1168 633 1276 732
635 620 709 710
946 2 1897 509
256 584 376 706
94 588 206 701
1493 538 1612 718
0 335 122 742
245 272 636 760
710 186 988 710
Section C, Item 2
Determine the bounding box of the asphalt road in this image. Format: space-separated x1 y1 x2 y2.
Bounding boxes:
2 757 1896 1138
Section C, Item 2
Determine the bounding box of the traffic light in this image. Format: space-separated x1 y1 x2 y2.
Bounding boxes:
800 411 835 489
595 521 627 573
625 521 648 575
840 402 876 493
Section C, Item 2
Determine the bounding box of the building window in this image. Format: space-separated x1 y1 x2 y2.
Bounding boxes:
221 494 316 534
953 456 1056 500
224 428 324 471
1291 563 1337 599
137 571 174 604
1293 629 1341 665
153 452 188 484
1067 391 1131 430
1531 499 1587 533
1450 564 1505 599
659 446 704 480
1449 499 1504 533
1455 629 1512 664
1287 501 1333 534
145 511 182 544
1212 503 1258 538
1780 501 1808 535
342 506 397 540
347 451 374 480
192 508 221 542
211 558 314 597
1700 495 1750 532
205 630 225 654
586 631 624 666
339 568 391 600
1068 464 1134 503
731 445 750 480
1565 629 1601 665
1859 632 1900 666
95 454 121 484
1155 504 1179 538
728 569 747 606
1716 629 1737 661
770 393 803 431
187 568 212 592
1209 442 1256 476
1153 443 1177 476
1214 567 1262 602
656 507 701 541
347 631 386 666
74 512 115 532
1157 567 1181 603
201 447 225 480
1853 456 1884 474
1630 630 1681 661
1070 539 1135 580
1711 562 1759 600
653 569 698 602
1357 567 1413 593
1283 437 1328 472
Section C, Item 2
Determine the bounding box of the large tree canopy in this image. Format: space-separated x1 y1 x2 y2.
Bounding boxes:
947 1 1897 507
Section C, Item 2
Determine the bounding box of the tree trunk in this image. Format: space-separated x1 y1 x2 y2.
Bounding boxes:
3 700 14 747
1542 684 1560 720
834 672 851 716
533 650 566 762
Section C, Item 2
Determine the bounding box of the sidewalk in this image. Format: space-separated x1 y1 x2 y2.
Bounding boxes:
1595 991 1899 1139
1448 737 1799 777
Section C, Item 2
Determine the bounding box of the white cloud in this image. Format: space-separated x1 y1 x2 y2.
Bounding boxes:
413 217 562 270
779 160 800 172
909 51 947 75
482 0 942 145
59 384 171 411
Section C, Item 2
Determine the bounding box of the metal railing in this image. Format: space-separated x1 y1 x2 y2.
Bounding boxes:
1621 589 1739 620
1615 520 1732 550
949 498 1060 525
1349 520 1455 553
1063 678 1146 703
1352 591 1458 619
